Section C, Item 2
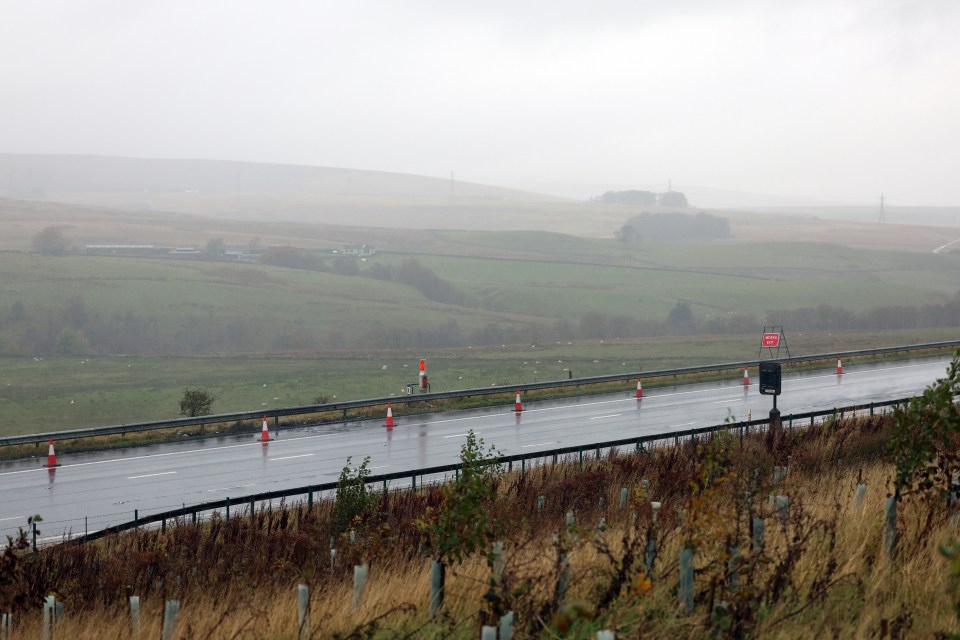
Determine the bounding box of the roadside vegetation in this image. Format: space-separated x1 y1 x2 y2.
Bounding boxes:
1 353 958 638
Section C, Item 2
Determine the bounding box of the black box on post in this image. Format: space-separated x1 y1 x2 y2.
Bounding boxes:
759 362 782 396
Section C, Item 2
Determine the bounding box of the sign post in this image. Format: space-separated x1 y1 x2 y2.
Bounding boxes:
758 361 782 430
758 326 791 360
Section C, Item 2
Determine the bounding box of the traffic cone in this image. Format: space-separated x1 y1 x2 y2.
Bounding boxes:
384 403 395 427
44 438 61 468
742 367 750 386
514 390 524 412
635 377 644 398
837 357 844 375
258 416 273 442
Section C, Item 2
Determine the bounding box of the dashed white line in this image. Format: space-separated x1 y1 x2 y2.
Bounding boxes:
590 414 622 420
521 442 556 448
269 454 314 461
443 433 470 439
127 471 177 480
0 516 24 522
714 399 742 404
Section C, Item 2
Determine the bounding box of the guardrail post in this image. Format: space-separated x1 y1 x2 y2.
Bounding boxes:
870 403 874 417
521 457 525 477
411 474 416 491
578 449 583 469
32 521 37 551
134 509 138 530
162 517 166 534
226 498 230 521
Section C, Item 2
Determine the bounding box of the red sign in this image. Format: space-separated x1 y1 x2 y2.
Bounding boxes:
419 359 426 372
761 333 781 348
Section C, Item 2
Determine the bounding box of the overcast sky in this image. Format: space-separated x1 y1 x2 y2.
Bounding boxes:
2 1 958 205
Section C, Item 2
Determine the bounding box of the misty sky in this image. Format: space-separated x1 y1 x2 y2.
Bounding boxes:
2 1 959 205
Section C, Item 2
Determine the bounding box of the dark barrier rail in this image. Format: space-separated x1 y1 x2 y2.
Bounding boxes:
69 395 909 545
4 339 956 448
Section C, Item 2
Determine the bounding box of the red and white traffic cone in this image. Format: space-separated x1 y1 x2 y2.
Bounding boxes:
44 438 61 468
384 403 395 427
635 377 644 398
742 367 750 386
258 416 273 442
514 390 524 412
836 357 844 375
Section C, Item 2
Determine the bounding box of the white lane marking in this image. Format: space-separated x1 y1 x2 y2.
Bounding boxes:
590 414 622 420
0 434 336 477
673 422 698 427
0 516 24 522
443 433 470 439
127 471 177 480
208 483 256 492
269 454 314 461
370 465 390 470
714 399 742 404
521 442 556 448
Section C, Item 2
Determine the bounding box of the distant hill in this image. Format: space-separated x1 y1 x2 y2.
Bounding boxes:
0 153 560 201
0 153 575 229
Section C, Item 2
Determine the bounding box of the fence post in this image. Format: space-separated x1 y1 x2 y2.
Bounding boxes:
537 495 545 512
491 541 505 581
884 497 898 560
481 626 497 640
429 560 445 618
752 517 765 552
297 584 310 637
161 600 180 640
129 596 140 636
353 564 369 609
852 484 867 512
1 613 10 640
32 521 37 552
776 496 789 523
679 547 694 613
597 632 616 640
499 611 515 640
42 596 54 640
619 487 628 509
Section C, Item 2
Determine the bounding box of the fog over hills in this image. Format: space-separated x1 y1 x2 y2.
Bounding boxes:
0 153 560 202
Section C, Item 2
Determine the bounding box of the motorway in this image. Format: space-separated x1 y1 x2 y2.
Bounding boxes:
0 356 952 541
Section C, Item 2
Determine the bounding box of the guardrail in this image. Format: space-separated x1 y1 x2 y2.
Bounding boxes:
3 339 956 448
68 395 908 545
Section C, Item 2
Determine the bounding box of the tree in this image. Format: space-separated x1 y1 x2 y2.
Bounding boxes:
179 388 215 417
55 329 90 355
667 301 697 334
888 352 960 501
204 237 226 259
331 456 373 534
32 226 70 255
420 430 502 564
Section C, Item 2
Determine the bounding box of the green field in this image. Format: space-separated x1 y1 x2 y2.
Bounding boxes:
2 219 959 435
2 329 957 436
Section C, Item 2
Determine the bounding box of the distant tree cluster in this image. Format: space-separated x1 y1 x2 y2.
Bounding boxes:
32 226 71 255
595 190 689 207
597 190 658 206
615 212 730 243
367 258 471 306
